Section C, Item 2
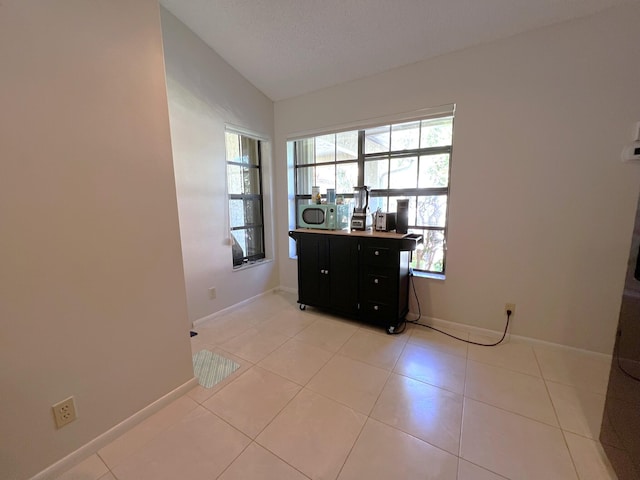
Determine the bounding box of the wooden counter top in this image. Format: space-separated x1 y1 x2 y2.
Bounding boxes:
289 228 413 240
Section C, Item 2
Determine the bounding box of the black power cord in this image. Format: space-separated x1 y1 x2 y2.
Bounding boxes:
394 272 511 347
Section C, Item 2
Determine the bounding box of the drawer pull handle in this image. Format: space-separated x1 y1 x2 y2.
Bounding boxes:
320 269 325 274
374 305 379 311
374 278 379 284
374 250 380 256
325 270 329 275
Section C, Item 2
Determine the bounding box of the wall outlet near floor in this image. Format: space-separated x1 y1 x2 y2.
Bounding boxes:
52 396 77 428
208 287 217 299
504 303 516 316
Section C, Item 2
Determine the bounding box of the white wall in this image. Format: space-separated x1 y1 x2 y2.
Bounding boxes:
160 9 278 324
275 4 640 353
0 2 194 479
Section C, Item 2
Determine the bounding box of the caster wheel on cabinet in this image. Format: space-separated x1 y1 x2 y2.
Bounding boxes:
386 325 396 335
299 304 306 311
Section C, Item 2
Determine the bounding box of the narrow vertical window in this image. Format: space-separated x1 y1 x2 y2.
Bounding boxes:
225 131 265 267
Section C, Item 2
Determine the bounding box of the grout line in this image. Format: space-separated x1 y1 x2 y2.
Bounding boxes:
213 440 253 480
532 347 582 480
366 413 461 459
389 331 411 372
333 413 369 480
458 361 468 459
250 437 312 479
458 398 467 459
461 395 560 430
458 457 511 479
533 347 565 429
464 354 544 380
95 396 200 472
392 369 465 396
108 294 600 480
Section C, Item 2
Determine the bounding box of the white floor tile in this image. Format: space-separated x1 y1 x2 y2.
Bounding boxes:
234 293 297 318
219 328 289 363
461 398 578 480
256 308 318 337
218 442 309 480
534 346 610 394
457 459 508 480
202 366 300 438
371 373 463 455
468 337 541 377
256 389 366 480
564 431 619 480
98 395 198 468
338 329 406 370
464 360 558 426
338 418 458 480
97 474 117 480
195 313 257 346
47 294 626 480
258 338 333 386
394 343 467 394
546 380 605 439
111 406 250 480
54 454 108 480
293 318 358 352
307 354 389 414
407 324 469 358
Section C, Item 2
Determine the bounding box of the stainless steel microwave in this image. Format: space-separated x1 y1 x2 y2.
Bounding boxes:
298 204 349 230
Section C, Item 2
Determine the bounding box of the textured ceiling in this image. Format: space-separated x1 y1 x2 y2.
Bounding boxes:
160 0 635 101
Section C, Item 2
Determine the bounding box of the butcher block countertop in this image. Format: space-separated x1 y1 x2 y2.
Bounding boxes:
289 228 416 241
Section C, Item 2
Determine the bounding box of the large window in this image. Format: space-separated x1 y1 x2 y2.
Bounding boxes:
225 131 265 268
290 112 454 274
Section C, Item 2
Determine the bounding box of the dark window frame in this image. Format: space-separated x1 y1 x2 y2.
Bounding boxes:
291 114 453 274
226 132 266 268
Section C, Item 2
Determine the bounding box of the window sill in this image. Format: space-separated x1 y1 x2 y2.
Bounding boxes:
412 270 445 281
232 258 273 272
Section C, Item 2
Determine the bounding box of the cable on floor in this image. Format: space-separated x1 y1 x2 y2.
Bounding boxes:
392 272 511 347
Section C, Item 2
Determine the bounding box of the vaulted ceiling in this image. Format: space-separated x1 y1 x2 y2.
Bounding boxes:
160 0 636 101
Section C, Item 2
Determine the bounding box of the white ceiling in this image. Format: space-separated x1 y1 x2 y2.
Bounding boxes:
160 0 634 101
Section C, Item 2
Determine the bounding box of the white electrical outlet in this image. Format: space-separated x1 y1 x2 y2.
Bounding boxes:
52 396 77 428
504 303 516 316
208 287 217 299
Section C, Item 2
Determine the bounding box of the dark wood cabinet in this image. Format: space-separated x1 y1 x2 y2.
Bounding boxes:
289 229 420 333
294 233 359 316
359 238 411 328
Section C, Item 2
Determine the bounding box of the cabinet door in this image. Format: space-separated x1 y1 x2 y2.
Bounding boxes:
327 236 359 315
296 234 328 307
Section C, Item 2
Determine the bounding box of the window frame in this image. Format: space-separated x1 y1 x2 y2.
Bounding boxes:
225 130 266 268
290 112 454 275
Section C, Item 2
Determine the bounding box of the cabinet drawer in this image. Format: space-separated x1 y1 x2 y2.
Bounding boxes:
362 300 393 321
362 245 398 267
362 271 397 301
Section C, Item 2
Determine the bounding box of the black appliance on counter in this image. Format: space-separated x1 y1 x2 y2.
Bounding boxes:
350 186 372 231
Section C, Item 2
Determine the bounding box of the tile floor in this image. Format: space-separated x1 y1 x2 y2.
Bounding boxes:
55 292 627 480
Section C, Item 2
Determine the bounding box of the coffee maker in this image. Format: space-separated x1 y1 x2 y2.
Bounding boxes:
350 185 372 231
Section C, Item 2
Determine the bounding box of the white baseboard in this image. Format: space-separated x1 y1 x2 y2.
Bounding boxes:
31 377 198 480
276 285 297 295
192 287 286 327
406 311 612 360
195 289 609 359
